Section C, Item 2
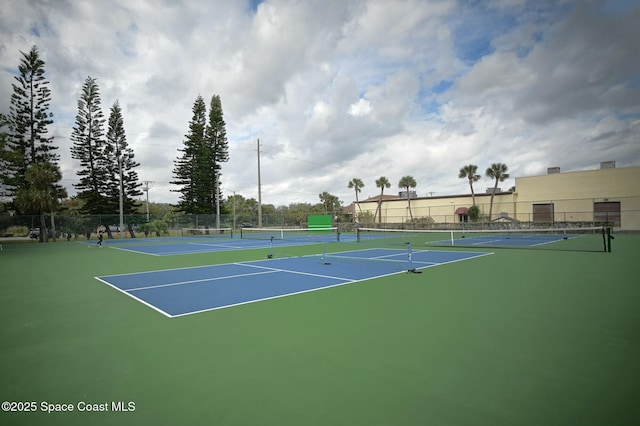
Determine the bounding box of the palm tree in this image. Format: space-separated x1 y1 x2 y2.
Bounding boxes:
319 191 340 215
458 164 480 205
485 163 509 221
374 176 391 224
348 178 364 220
14 162 66 242
398 175 417 221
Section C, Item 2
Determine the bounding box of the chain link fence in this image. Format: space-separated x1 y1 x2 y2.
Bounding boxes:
3 195 638 240
0 212 353 240
355 195 640 231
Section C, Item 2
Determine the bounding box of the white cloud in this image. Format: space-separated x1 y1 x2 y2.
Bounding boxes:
1 0 638 207
349 98 372 116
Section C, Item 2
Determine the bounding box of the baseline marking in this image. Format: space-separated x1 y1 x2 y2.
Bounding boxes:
96 249 493 318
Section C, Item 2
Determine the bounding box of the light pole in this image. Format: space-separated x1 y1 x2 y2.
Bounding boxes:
215 170 221 230
143 181 153 222
257 139 262 227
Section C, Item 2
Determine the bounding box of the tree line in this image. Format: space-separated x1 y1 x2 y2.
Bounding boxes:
0 45 231 241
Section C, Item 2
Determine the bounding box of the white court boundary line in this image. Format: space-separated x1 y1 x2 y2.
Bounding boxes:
127 269 281 292
106 239 325 256
95 249 494 318
94 276 174 318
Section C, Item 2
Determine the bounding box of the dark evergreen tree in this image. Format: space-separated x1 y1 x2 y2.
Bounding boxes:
0 113 8 162
1 45 59 199
70 76 108 214
105 101 142 214
171 95 208 213
0 114 9 197
172 94 229 214
204 95 229 210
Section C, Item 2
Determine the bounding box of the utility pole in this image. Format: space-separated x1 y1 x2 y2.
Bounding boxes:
257 138 262 227
215 171 221 230
143 181 154 222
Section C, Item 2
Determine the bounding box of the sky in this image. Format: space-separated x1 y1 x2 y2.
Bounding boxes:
1 0 639 206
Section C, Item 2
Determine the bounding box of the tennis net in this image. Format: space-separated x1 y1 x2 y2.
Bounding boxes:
181 227 233 239
240 227 340 242
356 226 612 252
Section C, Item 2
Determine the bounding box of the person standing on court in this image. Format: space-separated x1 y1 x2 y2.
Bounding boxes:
96 225 105 247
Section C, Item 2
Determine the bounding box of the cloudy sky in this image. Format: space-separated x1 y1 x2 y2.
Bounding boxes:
1 0 639 206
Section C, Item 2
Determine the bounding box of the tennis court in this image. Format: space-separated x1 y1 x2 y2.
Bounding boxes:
84 226 348 256
1 232 638 426
97 248 491 317
356 226 610 252
105 239 273 256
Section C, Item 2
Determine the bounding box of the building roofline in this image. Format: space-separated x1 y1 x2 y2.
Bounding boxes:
359 191 513 203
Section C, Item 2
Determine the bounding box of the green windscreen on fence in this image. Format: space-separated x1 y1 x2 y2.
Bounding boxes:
308 215 332 229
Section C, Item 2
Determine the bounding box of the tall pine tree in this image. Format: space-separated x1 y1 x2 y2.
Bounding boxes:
1 45 59 200
71 76 108 214
0 114 10 198
204 95 229 210
172 96 207 213
171 95 229 214
105 100 142 214
0 113 8 162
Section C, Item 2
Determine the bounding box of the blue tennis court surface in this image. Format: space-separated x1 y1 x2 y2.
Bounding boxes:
433 234 585 247
96 248 492 318
352 228 607 252
87 234 349 256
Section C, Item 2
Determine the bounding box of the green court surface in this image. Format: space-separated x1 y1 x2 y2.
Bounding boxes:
0 235 638 426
